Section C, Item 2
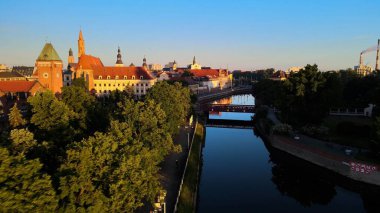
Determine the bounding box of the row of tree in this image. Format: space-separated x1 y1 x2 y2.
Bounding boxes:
0 80 191 212
253 64 380 139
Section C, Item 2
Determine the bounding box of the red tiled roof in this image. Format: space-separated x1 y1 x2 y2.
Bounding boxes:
100 66 154 80
0 80 42 93
77 55 105 72
77 54 154 80
190 69 224 78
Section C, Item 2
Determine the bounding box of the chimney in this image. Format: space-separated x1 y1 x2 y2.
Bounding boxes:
376 39 380 71
360 53 363 66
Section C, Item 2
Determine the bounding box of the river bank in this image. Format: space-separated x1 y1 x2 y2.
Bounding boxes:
255 106 380 187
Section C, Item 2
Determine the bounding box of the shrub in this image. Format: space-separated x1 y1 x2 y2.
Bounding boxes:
272 123 293 135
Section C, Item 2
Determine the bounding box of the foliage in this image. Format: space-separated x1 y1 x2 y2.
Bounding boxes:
301 125 329 137
8 103 26 128
9 129 37 155
146 81 191 135
61 85 96 138
59 100 179 212
177 123 204 213
0 148 58 212
28 91 72 132
272 124 293 135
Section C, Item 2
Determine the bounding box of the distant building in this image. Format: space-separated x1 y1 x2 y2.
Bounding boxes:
190 69 231 90
286 66 303 74
0 72 27 81
270 70 287 81
63 69 72 86
164 60 177 71
187 56 201 70
70 30 156 97
12 66 34 78
0 64 10 72
354 65 372 76
148 63 163 71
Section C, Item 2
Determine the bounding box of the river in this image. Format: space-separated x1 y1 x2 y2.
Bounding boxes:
197 94 379 213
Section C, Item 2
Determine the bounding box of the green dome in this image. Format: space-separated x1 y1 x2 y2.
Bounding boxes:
37 43 62 61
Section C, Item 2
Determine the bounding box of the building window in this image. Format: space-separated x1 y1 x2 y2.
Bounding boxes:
115 75 119 79
132 84 134 87
140 76 143 80
146 83 148 86
122 83 125 86
43 73 48 78
66 83 70 86
99 76 102 79
66 76 69 81
104 84 106 86
107 76 111 80
109 84 111 87
124 76 127 79
118 84 120 86
94 84 97 87
132 76 135 80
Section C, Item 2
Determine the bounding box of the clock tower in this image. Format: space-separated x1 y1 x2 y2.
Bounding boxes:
33 43 63 94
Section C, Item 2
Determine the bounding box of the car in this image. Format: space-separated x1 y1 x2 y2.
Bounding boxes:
294 135 300 140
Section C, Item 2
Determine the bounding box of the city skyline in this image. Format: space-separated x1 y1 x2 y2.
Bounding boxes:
1 0 380 71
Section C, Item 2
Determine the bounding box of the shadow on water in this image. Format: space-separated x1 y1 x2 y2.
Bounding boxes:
258 129 380 213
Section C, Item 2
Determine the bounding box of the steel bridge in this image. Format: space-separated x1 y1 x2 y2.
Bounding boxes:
207 104 255 113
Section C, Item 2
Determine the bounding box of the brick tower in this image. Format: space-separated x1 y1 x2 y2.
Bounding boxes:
33 43 63 94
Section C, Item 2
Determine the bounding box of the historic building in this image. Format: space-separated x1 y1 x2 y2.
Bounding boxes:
70 31 156 97
31 43 63 94
188 56 201 70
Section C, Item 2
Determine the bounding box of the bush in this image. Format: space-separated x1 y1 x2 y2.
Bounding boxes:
272 123 293 135
301 125 329 137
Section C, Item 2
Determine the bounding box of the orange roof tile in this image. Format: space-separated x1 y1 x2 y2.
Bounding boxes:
190 69 222 78
77 55 105 72
97 66 154 80
0 80 43 93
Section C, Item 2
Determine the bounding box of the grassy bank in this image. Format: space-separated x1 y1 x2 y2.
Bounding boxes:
177 123 205 213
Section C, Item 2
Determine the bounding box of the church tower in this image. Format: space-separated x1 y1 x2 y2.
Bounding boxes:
193 56 196 65
115 47 124 67
33 43 63 94
68 48 74 64
78 30 85 58
142 55 147 69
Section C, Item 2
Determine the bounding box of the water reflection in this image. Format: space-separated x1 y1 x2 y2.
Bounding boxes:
198 94 380 213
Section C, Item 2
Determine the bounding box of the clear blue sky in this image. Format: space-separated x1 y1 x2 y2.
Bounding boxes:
1 0 379 71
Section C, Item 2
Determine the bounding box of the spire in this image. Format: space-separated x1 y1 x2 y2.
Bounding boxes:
79 29 84 40
78 29 85 58
173 60 177 64
193 56 196 65
115 46 123 66
69 48 73 56
142 55 147 68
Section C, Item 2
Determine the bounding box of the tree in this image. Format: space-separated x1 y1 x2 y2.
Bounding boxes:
9 129 37 156
61 85 96 138
28 91 72 132
281 64 327 125
0 148 58 212
8 103 26 128
146 81 191 135
59 99 179 212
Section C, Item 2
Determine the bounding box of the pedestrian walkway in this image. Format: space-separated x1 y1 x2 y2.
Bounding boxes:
159 125 194 213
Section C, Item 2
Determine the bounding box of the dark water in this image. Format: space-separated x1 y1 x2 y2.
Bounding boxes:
197 94 379 213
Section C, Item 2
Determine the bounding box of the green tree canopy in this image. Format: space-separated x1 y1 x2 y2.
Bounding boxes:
28 91 72 132
0 148 58 212
146 81 191 135
8 103 26 128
